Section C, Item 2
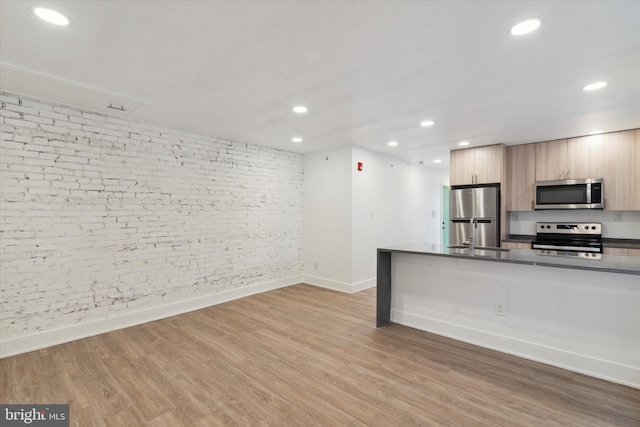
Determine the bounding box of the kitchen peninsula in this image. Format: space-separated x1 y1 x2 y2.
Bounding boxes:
377 244 640 388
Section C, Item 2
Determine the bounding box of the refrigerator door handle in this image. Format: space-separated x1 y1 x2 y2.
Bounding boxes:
475 219 494 224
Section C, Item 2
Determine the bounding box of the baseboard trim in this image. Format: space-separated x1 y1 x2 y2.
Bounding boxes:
0 275 303 359
391 309 640 389
351 278 376 293
303 275 375 294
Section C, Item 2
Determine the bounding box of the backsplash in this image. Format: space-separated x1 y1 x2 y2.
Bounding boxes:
509 210 640 240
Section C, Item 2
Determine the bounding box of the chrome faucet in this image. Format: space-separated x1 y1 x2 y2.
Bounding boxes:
469 217 478 251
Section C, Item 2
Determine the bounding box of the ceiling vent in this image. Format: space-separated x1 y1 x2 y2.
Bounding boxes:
0 62 149 117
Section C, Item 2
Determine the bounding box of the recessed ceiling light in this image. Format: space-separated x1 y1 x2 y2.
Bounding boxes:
458 141 470 146
433 159 442 164
387 141 398 147
510 18 541 36
588 130 604 135
583 82 607 91
420 120 434 127
291 137 303 143
33 7 70 26
292 106 308 114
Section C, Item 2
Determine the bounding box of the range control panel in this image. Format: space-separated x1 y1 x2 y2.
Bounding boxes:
536 222 601 235
536 249 602 259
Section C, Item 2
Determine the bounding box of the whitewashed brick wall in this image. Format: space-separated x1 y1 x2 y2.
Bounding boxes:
0 92 303 339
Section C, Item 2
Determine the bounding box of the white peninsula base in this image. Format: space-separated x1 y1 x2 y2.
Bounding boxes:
382 251 640 389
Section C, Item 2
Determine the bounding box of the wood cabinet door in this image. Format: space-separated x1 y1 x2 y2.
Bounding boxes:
535 139 568 181
474 145 504 184
633 129 640 210
501 241 531 249
450 149 475 186
603 247 640 256
600 130 639 210
568 134 606 179
506 144 536 211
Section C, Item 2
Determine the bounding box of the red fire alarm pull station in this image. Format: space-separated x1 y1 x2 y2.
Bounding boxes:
357 162 363 171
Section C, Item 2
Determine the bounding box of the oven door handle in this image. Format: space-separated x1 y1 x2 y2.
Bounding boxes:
532 244 601 253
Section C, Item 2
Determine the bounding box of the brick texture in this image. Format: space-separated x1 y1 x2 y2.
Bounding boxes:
0 93 303 339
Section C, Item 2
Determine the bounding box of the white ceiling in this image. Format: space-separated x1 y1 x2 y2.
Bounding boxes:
1 1 639 168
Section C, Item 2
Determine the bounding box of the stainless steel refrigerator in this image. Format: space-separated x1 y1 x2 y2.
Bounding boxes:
449 186 500 247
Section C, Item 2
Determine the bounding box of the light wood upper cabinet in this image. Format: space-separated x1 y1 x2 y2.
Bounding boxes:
535 139 569 181
450 148 476 186
598 130 639 211
506 144 536 211
537 133 628 181
568 135 606 179
450 144 505 186
530 129 638 210
565 130 637 210
474 145 505 184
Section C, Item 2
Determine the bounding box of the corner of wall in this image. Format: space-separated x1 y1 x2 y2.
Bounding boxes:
302 146 353 285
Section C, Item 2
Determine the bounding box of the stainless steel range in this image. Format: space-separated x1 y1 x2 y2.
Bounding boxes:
531 222 603 259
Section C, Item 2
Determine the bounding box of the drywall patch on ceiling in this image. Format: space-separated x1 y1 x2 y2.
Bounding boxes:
0 62 150 117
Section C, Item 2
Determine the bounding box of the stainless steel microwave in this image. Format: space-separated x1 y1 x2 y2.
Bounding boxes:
534 178 604 210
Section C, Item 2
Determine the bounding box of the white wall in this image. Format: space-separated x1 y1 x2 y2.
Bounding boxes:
303 147 352 285
350 147 442 285
0 91 449 353
303 145 445 291
509 210 640 239
0 92 304 350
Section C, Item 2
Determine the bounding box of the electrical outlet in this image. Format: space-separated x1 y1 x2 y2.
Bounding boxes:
314 262 318 270
512 213 519 222
495 302 507 316
614 212 623 222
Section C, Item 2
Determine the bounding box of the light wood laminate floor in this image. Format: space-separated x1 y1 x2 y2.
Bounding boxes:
1 284 638 426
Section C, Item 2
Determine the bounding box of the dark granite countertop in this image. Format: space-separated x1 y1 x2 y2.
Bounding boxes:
602 238 640 249
503 235 534 243
378 243 640 276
